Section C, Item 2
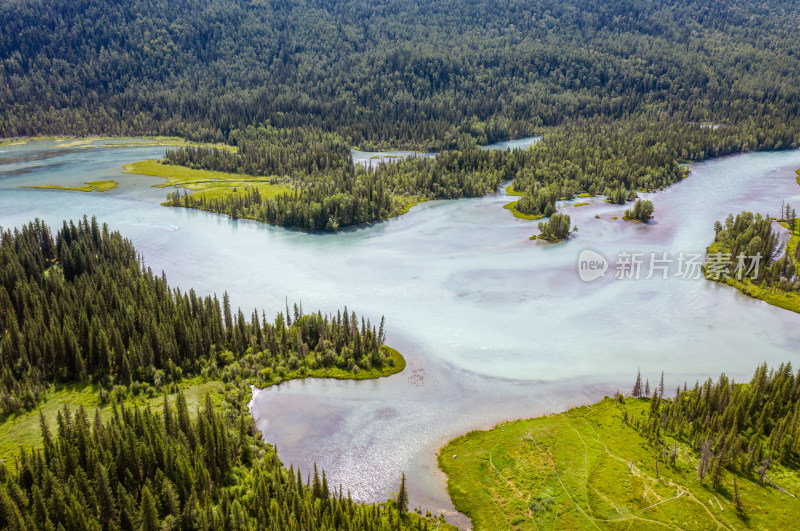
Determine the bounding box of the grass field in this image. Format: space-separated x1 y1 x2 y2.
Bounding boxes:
439 397 800 530
23 179 119 192
1 136 236 150
124 159 292 202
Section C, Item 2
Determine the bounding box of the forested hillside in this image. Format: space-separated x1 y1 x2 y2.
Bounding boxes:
2 0 799 147
0 218 396 416
4 0 800 229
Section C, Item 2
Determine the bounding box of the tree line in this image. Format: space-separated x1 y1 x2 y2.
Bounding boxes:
0 218 393 416
624 362 800 493
709 211 798 290
0 391 439 530
160 116 800 230
2 0 800 150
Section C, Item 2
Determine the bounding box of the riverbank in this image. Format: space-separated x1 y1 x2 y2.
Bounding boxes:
503 201 544 220
706 219 800 314
439 396 800 530
0 346 405 465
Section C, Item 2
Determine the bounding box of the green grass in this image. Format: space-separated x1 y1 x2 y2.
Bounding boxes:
0 135 236 150
577 193 593 198
0 347 406 466
23 179 119 192
283 346 406 382
125 159 277 188
506 185 524 197
124 159 292 202
439 397 800 530
0 378 224 465
574 202 591 207
504 201 544 220
103 137 236 151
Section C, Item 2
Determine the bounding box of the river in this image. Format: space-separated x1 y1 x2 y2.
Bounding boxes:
1 139 799 527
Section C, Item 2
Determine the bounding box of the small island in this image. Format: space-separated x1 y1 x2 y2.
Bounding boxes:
623 199 655 222
23 179 118 192
532 212 573 242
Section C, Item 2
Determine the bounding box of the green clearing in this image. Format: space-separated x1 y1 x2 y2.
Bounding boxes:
125 159 292 204
0 378 224 465
23 179 118 192
102 136 236 150
439 397 800 530
504 201 545 220
0 347 405 467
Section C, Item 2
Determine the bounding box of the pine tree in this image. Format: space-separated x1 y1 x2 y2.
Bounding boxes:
397 472 409 516
633 369 643 398
658 371 665 399
139 485 160 531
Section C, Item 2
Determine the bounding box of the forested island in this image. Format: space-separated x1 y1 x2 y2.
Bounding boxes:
440 362 800 529
0 218 453 529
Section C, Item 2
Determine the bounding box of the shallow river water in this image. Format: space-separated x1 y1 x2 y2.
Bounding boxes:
1 139 800 527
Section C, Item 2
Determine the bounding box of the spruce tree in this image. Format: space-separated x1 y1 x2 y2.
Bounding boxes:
633 369 643 398
397 472 409 516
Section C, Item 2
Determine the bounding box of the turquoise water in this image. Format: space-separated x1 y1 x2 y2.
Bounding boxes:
2 140 800 525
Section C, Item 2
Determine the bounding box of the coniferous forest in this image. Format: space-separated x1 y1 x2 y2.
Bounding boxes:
5 1 800 529
0 394 441 530
0 218 394 417
3 0 800 228
628 363 800 487
0 218 448 530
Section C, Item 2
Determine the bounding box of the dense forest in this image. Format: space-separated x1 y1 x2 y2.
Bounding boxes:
0 392 440 530
4 0 800 229
0 218 394 416
162 117 800 230
2 0 800 147
627 362 800 492
707 211 797 289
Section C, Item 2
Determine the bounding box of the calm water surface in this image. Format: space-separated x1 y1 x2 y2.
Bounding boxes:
1 139 799 526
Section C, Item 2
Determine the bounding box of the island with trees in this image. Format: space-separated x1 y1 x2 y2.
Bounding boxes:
531 213 573 242
623 199 655 222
